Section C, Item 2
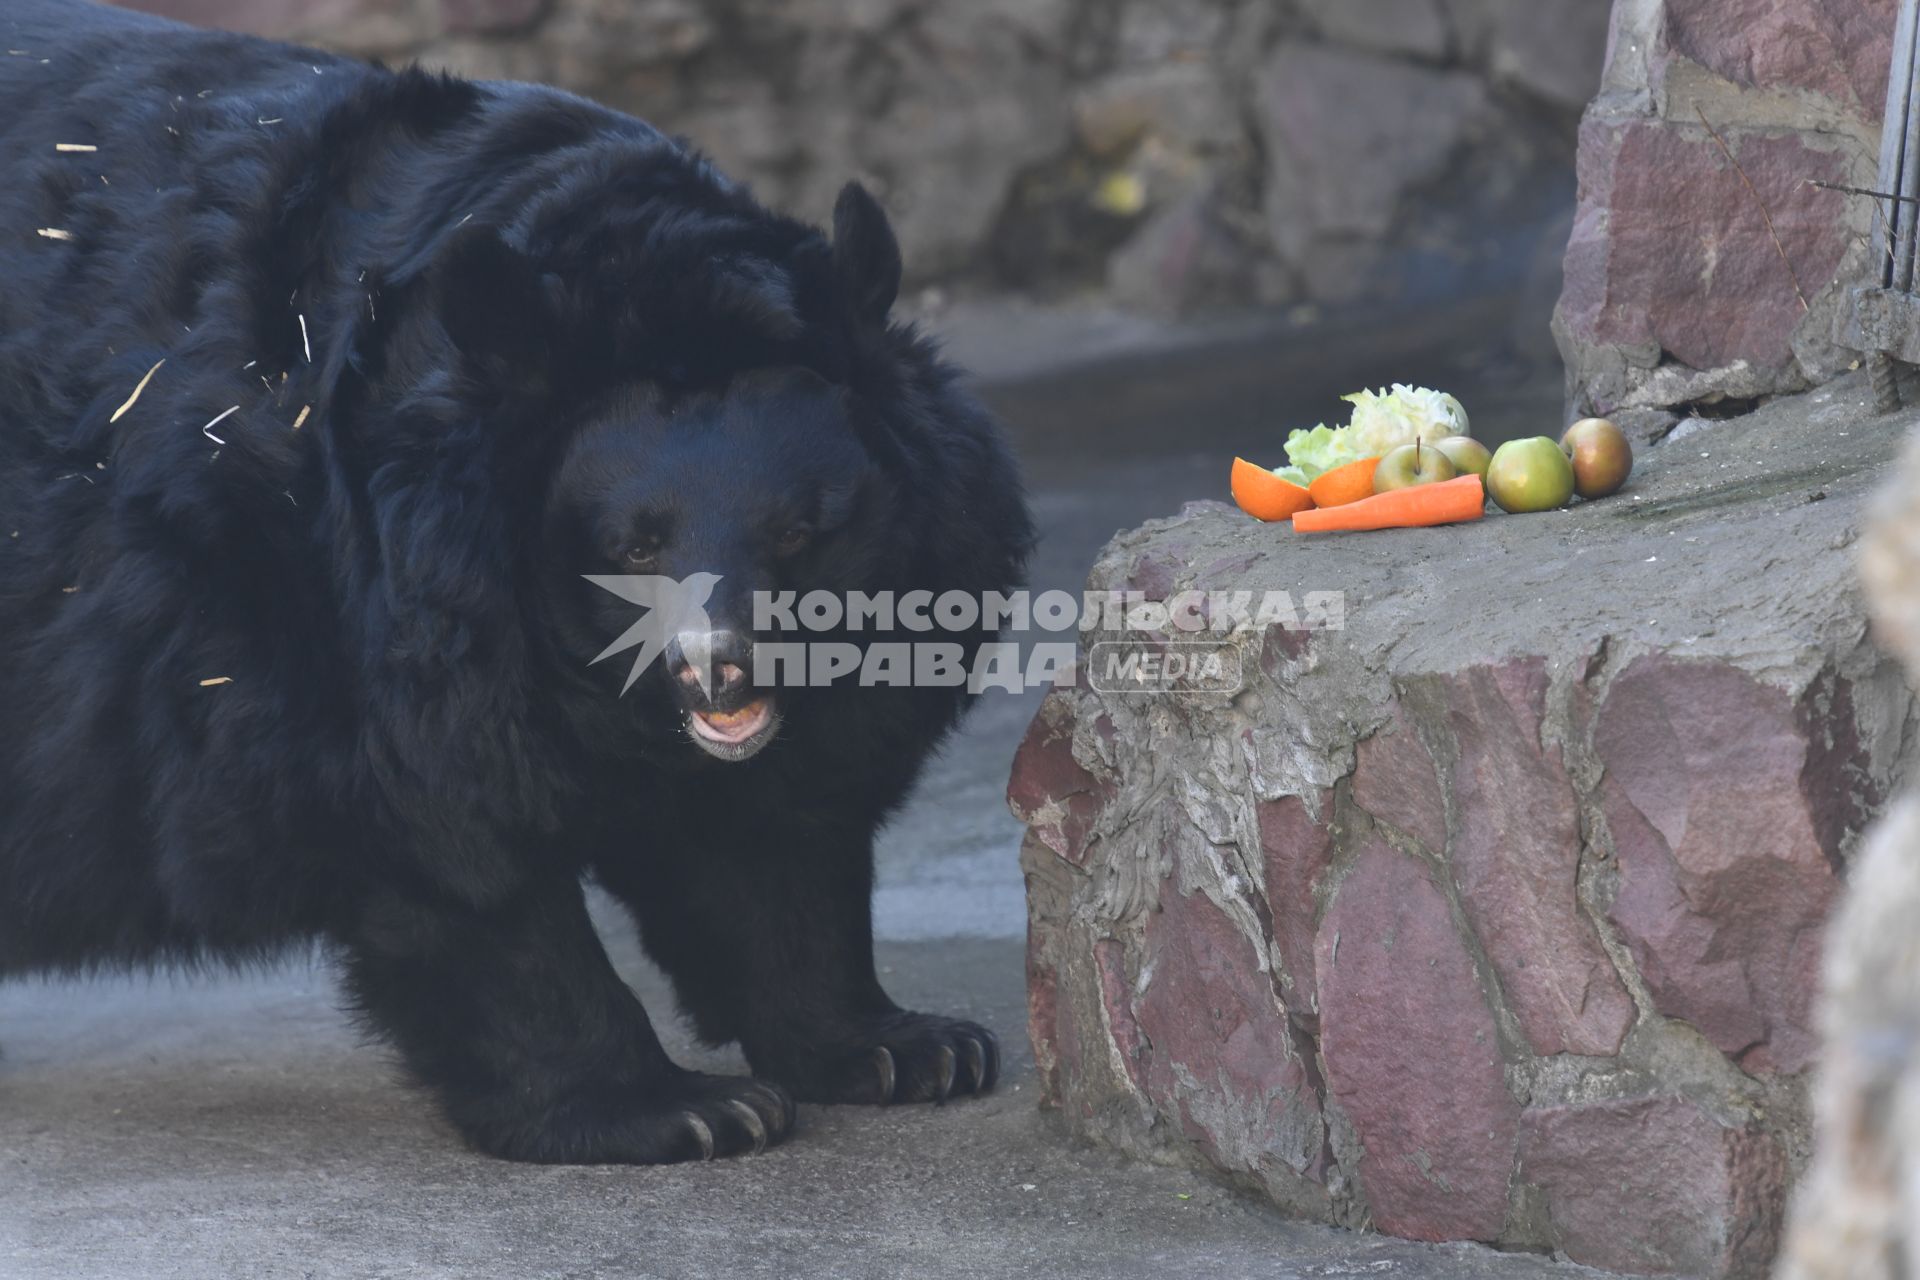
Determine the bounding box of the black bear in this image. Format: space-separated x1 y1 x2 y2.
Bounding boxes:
0 0 1031 1163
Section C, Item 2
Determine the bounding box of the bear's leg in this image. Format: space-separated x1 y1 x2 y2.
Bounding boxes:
602 821 999 1106
337 873 794 1162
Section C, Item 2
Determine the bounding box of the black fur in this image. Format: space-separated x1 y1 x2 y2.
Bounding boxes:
0 0 1031 1163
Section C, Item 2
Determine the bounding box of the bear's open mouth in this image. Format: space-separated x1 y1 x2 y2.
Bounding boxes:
686 696 778 761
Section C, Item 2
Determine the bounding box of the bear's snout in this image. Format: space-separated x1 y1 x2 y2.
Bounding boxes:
667 629 780 761
666 629 754 708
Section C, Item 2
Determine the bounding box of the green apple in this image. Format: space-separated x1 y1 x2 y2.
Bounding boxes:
1431 435 1492 479
1374 439 1457 493
1560 417 1633 499
1486 437 1575 513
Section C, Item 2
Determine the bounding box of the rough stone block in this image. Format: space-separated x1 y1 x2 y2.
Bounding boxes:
1256 791 1335 1006
1553 0 1893 415
1106 191 1246 317
1598 656 1845 1074
1254 44 1491 256
1317 839 1519 1242
1298 0 1450 60
1072 65 1241 157
1129 872 1329 1204
1479 0 1613 112
117 0 1607 317
1007 690 1112 867
1013 385 1916 1274
1350 700 1445 853
1664 0 1895 121
1444 660 1634 1058
1558 118 1854 396
1518 1096 1788 1276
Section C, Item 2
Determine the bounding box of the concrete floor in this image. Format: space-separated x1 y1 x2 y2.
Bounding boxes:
2 924 1614 1280
0 297 1613 1279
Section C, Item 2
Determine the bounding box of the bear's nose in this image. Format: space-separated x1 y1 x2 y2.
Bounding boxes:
666 629 752 701
675 659 746 696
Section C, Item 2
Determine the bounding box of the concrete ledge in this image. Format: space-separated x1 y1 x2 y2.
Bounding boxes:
1011 376 1919 1277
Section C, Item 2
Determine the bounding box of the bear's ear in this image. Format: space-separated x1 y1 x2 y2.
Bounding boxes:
430 227 554 374
832 182 901 325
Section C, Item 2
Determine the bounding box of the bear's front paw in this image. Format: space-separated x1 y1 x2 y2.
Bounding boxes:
463 1071 797 1164
758 1012 1000 1106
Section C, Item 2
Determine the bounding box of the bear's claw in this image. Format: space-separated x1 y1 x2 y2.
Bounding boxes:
754 1013 1001 1106
724 1099 768 1154
933 1045 957 1102
961 1036 989 1094
682 1111 716 1161
871 1046 897 1105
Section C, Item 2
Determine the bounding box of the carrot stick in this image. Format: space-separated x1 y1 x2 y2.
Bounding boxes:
1292 474 1485 533
1306 456 1380 508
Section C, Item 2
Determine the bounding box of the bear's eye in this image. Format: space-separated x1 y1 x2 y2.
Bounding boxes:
621 538 663 572
774 526 812 557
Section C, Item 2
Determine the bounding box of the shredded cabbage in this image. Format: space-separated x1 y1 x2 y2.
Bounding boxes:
1281 424 1366 479
1343 384 1469 455
1281 385 1468 478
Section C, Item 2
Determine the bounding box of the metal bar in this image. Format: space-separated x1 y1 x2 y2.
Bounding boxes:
1895 0 1920 289
1875 0 1919 285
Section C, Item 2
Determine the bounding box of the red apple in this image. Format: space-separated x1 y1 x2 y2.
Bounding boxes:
1560 417 1632 499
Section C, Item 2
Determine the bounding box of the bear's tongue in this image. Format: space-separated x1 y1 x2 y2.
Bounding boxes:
689 697 771 745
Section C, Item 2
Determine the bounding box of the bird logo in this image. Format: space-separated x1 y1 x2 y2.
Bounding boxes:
582 572 723 695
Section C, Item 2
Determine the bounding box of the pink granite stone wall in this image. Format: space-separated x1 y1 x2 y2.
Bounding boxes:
1019 627 1892 1274
1554 0 1898 420
1015 396 1916 1276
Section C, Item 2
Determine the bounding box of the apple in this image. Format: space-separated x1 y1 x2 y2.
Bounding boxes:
1486 437 1575 513
1561 417 1633 499
1431 435 1492 479
1374 439 1457 493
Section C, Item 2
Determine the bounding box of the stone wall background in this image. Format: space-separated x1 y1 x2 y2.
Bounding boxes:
110 1 1920 422
115 0 1607 319
1556 0 1898 426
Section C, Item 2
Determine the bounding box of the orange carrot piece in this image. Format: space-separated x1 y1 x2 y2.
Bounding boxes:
1231 457 1316 521
1291 474 1485 533
1306 456 1380 508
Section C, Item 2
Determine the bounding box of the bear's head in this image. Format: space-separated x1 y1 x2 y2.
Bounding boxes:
543 364 887 763
353 174 1025 771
